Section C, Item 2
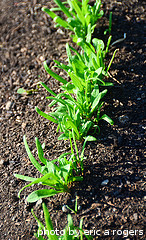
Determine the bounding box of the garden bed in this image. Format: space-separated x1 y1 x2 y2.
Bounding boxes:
0 0 145 239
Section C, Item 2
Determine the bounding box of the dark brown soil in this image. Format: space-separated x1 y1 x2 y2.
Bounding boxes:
0 0 145 239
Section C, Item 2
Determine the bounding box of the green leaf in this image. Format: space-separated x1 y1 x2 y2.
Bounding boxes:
66 120 80 140
79 217 84 240
71 176 83 182
91 84 99 102
82 0 90 15
35 107 58 124
71 0 86 26
95 67 103 76
43 203 58 240
99 114 114 125
44 61 68 85
58 133 69 140
92 38 104 50
86 23 91 43
105 35 112 55
17 88 27 94
68 44 83 62
61 164 70 182
42 7 58 19
23 135 42 173
54 0 72 18
81 121 93 137
46 96 72 110
17 172 60 198
91 89 107 113
27 189 62 203
35 137 48 165
39 82 57 97
67 214 74 228
68 71 84 91
72 129 79 160
107 49 119 72
66 43 73 65
14 174 36 182
42 7 73 30
54 16 73 30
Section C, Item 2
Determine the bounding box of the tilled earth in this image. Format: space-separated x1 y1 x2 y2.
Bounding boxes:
0 0 145 239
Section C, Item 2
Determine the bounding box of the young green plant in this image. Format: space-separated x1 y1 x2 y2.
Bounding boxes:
31 202 93 240
42 0 104 43
14 134 95 202
52 37 116 87
36 79 113 141
14 136 83 203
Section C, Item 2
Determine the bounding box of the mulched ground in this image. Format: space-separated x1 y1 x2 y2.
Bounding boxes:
0 0 145 239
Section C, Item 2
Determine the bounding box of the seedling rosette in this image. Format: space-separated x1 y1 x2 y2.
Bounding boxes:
36 78 114 141
14 135 95 202
14 136 83 203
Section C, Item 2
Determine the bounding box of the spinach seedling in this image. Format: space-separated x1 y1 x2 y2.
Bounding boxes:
36 79 113 141
32 203 93 240
14 136 83 202
42 0 103 43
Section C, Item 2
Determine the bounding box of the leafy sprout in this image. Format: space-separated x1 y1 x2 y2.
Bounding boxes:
36 74 113 141
31 202 93 240
14 135 95 202
14 136 83 202
42 0 103 43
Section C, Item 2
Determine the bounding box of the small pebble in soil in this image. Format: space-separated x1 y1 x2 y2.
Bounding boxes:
133 213 138 221
101 179 109 186
97 208 101 216
40 56 45 62
0 159 4 167
126 180 131 185
62 205 68 213
57 29 64 35
118 115 129 124
22 122 27 130
6 101 13 111
78 205 82 211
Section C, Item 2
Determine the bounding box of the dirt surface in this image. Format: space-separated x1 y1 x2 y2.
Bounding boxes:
0 0 145 239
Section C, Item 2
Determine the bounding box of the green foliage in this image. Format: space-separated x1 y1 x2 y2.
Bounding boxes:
14 0 118 237
14 136 84 203
35 34 116 141
42 0 103 43
17 87 38 95
36 78 113 141
104 12 112 35
31 203 93 240
53 37 115 87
